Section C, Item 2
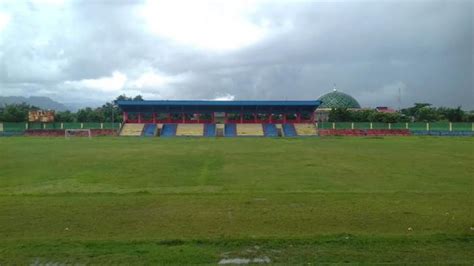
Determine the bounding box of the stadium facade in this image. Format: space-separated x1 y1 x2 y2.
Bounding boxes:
117 100 321 124
116 100 322 137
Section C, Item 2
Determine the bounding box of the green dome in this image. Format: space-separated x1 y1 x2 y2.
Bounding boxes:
318 90 361 109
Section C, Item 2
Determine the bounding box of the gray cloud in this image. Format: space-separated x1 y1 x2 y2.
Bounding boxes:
0 0 472 109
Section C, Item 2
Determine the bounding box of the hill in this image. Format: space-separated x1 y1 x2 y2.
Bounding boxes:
0 96 69 111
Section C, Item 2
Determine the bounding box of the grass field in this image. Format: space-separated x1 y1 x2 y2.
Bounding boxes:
0 137 473 264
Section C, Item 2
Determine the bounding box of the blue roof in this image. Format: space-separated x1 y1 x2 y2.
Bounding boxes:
117 100 321 107
117 100 321 113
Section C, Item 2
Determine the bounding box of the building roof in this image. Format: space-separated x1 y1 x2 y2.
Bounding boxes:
117 100 320 106
317 90 361 109
375 106 396 113
117 100 322 113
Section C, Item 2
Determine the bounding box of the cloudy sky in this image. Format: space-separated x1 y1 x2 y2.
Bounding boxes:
0 0 472 109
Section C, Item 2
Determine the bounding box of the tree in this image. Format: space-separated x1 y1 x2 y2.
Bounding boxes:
133 95 144 101
114 94 132 102
399 103 467 122
401 103 431 118
328 108 352 122
0 103 39 122
99 102 121 122
114 94 144 102
437 106 464 122
464 111 474 122
416 107 439 122
76 107 104 122
55 111 76 122
351 109 373 122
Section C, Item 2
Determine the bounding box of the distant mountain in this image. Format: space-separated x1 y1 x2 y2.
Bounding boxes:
0 96 69 111
62 100 104 112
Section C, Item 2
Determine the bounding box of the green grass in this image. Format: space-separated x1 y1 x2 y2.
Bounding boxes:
0 137 473 264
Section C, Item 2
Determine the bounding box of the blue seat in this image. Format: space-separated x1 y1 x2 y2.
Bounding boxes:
143 124 157 137
282 124 297 137
204 124 216 137
161 124 177 137
224 124 237 137
263 124 278 137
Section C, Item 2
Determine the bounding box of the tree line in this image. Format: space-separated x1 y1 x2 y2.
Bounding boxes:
1 97 473 123
328 103 474 122
0 95 142 123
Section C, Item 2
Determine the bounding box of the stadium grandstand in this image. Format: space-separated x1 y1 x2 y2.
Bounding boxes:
117 100 321 137
1 98 472 137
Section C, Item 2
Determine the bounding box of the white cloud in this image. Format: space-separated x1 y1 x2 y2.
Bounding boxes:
130 69 191 89
139 0 268 51
64 71 128 92
30 0 67 6
0 11 10 32
0 0 472 109
61 69 194 101
213 93 235 101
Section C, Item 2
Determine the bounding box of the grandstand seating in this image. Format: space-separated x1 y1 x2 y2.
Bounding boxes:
224 124 237 137
236 124 264 136
204 124 216 137
282 124 297 137
161 124 177 137
176 124 204 136
120 123 144 136
263 124 278 137
143 124 157 137
295 123 317 136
